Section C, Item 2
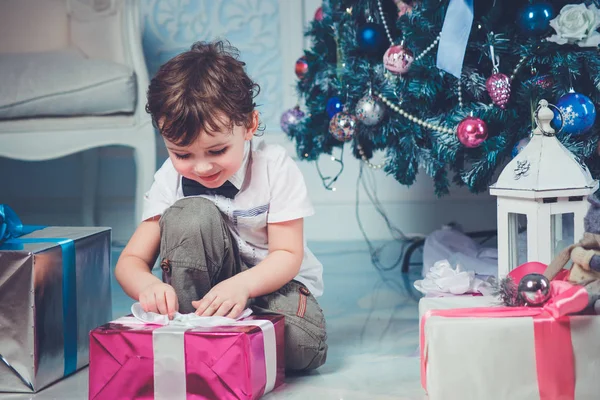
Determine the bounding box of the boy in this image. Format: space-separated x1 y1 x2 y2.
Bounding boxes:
115 40 327 371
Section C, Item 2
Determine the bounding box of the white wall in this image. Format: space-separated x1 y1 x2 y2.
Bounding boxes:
0 0 497 244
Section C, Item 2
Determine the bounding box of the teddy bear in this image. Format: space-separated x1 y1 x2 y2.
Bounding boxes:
544 194 600 312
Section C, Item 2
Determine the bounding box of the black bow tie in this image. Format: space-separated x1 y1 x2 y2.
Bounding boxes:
181 177 239 199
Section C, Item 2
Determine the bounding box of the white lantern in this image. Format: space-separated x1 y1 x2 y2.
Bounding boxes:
490 100 598 278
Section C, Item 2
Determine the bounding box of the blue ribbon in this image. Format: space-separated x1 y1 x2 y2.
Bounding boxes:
436 0 474 79
0 205 44 244
0 205 77 376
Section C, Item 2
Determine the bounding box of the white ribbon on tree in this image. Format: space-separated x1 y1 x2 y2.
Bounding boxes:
436 0 474 78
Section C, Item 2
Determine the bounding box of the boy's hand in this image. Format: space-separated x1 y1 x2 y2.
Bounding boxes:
192 276 249 319
139 282 179 319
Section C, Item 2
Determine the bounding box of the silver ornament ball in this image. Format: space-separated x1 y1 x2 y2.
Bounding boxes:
517 273 551 306
355 95 386 126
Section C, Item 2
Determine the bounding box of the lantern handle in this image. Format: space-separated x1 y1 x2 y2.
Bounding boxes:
534 99 564 137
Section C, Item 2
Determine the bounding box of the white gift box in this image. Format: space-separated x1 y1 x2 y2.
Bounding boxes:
419 296 600 400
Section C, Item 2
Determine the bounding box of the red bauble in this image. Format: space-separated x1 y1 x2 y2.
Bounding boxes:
457 116 488 148
486 72 511 109
295 56 309 79
314 6 323 21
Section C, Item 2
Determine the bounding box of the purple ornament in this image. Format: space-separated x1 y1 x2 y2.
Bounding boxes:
329 112 357 142
280 107 305 134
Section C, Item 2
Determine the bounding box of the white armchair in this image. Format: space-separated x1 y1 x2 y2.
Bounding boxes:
0 0 156 225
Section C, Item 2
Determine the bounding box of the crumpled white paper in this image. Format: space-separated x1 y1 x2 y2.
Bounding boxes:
414 260 495 297
130 302 253 326
422 226 498 278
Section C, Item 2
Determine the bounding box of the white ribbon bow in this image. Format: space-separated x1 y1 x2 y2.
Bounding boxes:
112 303 276 400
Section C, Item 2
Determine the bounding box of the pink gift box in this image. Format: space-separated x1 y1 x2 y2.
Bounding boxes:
89 314 285 400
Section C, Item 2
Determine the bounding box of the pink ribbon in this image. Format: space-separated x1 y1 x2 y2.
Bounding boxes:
420 280 589 400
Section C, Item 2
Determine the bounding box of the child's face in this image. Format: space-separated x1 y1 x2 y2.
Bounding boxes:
163 111 258 188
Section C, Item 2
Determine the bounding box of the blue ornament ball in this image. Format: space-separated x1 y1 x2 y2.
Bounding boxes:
512 137 531 158
356 23 386 55
517 3 554 35
326 97 344 119
552 92 597 136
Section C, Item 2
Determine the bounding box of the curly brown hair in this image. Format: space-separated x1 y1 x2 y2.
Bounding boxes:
146 40 260 146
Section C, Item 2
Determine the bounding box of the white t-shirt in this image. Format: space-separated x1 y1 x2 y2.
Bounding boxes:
142 140 324 297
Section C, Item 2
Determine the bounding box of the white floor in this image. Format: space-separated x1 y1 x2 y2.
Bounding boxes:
2 241 427 400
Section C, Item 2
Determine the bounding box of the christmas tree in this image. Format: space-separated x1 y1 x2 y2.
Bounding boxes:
281 0 600 195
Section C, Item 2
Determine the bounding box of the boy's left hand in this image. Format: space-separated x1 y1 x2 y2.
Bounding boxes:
192 276 250 318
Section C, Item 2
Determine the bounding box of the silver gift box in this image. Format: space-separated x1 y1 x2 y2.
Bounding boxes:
0 227 112 393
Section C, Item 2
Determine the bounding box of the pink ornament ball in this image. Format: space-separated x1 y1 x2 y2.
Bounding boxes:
457 116 488 148
383 44 414 75
314 7 323 21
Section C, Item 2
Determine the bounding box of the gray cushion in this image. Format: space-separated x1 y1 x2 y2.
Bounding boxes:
0 49 136 119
